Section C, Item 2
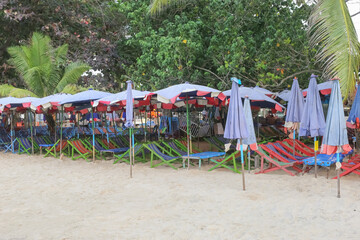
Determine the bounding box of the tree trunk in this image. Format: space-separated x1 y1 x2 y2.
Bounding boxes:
44 112 56 136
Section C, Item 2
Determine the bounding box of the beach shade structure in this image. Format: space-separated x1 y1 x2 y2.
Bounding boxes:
253 85 274 97
302 81 333 97
0 96 38 154
152 82 226 165
93 89 149 106
124 81 135 177
243 96 258 173
223 86 284 111
346 87 360 150
224 80 249 190
60 89 112 161
321 79 352 198
299 74 326 178
31 93 71 111
278 90 291 102
285 78 304 155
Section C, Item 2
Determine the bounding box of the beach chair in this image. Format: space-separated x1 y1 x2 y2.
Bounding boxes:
254 147 296 176
333 154 360 179
143 143 182 169
208 151 242 173
16 137 33 155
275 140 312 158
204 137 225 151
261 144 303 173
283 139 314 156
85 138 129 155
111 136 128 148
44 140 68 158
113 143 146 164
174 139 201 153
68 139 93 161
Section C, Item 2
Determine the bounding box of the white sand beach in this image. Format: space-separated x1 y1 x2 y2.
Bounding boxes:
1 154 359 240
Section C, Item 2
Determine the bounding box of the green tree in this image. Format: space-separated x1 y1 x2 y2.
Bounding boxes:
0 32 90 98
117 0 320 91
309 0 360 99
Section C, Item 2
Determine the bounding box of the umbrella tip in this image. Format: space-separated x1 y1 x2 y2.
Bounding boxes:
184 81 189 84
245 95 249 98
331 76 340 81
230 77 241 85
310 74 318 78
293 77 298 80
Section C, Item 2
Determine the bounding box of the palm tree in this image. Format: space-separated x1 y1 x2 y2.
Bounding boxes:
149 0 184 15
309 0 360 99
0 32 90 98
0 32 90 133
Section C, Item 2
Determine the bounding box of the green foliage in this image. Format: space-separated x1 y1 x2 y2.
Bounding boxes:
1 32 90 97
116 0 321 91
0 84 37 97
309 0 360 99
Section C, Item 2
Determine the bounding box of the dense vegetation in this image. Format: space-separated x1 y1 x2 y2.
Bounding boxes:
0 0 348 93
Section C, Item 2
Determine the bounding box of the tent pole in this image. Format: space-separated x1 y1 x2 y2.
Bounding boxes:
60 106 63 156
157 107 160 141
186 97 190 169
91 107 95 162
241 139 245 191
314 136 317 178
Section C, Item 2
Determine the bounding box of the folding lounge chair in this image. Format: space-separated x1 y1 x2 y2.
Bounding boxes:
174 139 201 153
68 140 93 161
333 154 360 179
275 140 312 158
143 143 182 169
204 137 225 151
303 151 353 167
208 151 242 173
86 138 129 155
111 136 128 148
271 142 306 160
16 137 33 155
261 144 303 173
159 141 225 168
44 140 68 158
283 139 314 156
113 143 146 164
254 147 296 176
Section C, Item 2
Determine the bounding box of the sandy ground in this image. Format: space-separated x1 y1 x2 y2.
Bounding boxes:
0 153 360 240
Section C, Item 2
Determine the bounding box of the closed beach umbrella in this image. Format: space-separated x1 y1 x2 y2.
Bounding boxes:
224 80 249 190
299 74 326 177
285 78 304 155
321 79 352 198
347 87 360 129
243 97 258 172
125 81 134 178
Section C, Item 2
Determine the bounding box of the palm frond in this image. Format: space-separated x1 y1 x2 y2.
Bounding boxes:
54 44 69 65
309 0 360 99
61 84 88 95
23 66 45 97
54 62 90 93
7 46 31 75
0 84 37 98
0 84 16 97
149 0 184 15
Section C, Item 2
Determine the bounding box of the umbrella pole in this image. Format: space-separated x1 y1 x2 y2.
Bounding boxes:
144 108 147 142
157 107 160 141
54 112 57 157
11 112 14 153
60 106 63 157
314 136 317 178
248 146 251 173
112 111 117 136
293 129 295 156
29 110 34 154
337 151 340 198
186 97 190 169
129 127 133 178
91 107 95 162
241 139 246 191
